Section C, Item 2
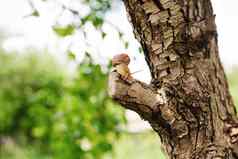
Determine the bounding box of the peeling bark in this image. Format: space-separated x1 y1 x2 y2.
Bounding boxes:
108 0 238 158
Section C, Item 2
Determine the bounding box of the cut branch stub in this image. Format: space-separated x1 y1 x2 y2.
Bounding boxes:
108 71 166 120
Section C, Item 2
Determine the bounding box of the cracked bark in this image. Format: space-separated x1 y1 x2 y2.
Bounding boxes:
108 0 238 158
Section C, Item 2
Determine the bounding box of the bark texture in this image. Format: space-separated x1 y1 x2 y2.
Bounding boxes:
108 0 238 158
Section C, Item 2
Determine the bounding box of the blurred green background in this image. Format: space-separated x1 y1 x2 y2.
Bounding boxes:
0 0 238 159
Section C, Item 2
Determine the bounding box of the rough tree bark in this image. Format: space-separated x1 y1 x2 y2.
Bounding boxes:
108 0 238 159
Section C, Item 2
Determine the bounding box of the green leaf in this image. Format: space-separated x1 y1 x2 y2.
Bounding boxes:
124 41 129 49
101 32 106 39
53 25 75 37
139 47 143 54
68 51 76 60
32 10 40 17
81 13 104 29
93 16 104 28
23 10 39 18
118 32 123 39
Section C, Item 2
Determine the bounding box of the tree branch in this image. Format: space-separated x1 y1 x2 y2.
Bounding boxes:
108 71 166 120
108 71 190 141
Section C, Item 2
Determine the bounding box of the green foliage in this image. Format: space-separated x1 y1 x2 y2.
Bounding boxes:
81 12 104 28
53 25 75 37
50 55 125 159
0 50 125 159
0 51 63 136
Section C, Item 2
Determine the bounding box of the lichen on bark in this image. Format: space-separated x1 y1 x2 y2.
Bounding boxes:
108 0 238 158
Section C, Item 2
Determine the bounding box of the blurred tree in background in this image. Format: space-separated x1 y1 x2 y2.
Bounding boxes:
0 47 125 159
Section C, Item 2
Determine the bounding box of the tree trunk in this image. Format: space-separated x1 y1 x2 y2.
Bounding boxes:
108 0 238 158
